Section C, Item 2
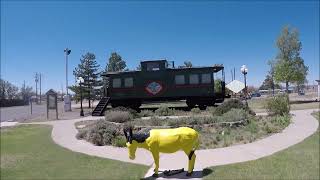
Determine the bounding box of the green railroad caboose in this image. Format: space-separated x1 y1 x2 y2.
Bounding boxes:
92 60 225 116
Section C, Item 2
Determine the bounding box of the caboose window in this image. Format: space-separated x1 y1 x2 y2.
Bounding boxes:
112 78 121 88
124 77 133 87
175 75 185 85
201 73 211 84
189 74 199 84
147 62 160 71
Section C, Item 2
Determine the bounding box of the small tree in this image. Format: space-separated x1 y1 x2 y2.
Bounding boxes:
273 25 308 93
20 83 34 103
106 52 126 72
259 75 281 90
184 61 193 68
72 52 101 108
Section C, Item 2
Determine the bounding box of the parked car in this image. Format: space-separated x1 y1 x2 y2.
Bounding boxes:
251 92 261 97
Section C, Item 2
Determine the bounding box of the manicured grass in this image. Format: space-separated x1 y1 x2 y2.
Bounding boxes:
248 98 319 113
204 111 320 180
0 125 149 179
291 102 319 110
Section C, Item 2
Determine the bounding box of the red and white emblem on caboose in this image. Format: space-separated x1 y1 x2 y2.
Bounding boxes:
145 81 163 95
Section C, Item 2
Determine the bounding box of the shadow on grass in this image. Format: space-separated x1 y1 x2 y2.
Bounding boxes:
141 168 213 180
289 100 317 104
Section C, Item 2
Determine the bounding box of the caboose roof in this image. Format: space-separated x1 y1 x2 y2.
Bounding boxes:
102 60 224 76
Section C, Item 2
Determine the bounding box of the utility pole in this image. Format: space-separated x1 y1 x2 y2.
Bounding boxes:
35 73 39 104
39 73 42 104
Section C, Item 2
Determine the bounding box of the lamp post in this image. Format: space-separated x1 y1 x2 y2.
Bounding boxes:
77 77 84 116
64 48 71 95
64 48 72 112
241 65 248 105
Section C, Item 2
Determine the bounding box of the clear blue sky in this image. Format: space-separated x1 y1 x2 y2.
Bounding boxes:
1 1 319 93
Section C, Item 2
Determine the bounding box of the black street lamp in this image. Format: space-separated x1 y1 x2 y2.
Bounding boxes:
241 65 248 105
77 77 84 116
64 48 71 95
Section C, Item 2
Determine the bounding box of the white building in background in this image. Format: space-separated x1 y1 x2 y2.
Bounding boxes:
316 80 320 101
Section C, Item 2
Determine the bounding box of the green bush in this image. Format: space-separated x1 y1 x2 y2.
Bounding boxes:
155 105 174 116
212 99 252 116
149 117 163 126
219 108 249 122
76 130 87 140
112 136 127 147
191 108 201 114
105 110 133 123
111 106 138 117
138 110 154 117
76 120 122 146
265 94 290 116
245 120 258 134
271 115 291 128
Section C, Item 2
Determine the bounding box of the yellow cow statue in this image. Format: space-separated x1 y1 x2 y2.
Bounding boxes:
123 127 199 177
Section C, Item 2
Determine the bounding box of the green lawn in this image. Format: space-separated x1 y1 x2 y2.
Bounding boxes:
0 125 149 180
248 98 319 113
204 111 320 180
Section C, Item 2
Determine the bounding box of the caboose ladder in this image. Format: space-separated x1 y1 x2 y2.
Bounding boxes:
92 97 110 116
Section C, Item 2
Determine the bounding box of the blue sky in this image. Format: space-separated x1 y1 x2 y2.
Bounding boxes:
1 1 319 93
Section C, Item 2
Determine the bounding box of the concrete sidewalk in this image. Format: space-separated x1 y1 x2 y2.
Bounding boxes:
22 109 318 180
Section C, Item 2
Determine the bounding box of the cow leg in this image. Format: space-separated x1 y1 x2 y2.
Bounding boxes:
151 151 159 177
183 149 196 176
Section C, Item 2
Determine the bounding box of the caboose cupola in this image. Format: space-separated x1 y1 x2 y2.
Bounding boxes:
140 60 168 71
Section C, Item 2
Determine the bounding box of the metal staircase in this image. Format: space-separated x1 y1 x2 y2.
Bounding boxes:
92 97 110 116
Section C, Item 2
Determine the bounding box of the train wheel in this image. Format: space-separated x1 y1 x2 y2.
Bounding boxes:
186 99 196 109
199 105 207 110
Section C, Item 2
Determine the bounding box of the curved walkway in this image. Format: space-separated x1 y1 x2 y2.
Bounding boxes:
24 109 318 179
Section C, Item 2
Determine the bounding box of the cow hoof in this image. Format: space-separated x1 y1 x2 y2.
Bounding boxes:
186 172 193 176
152 173 158 177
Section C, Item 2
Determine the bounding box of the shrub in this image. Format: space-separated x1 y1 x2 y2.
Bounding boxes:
77 120 122 146
271 115 291 128
212 99 251 116
265 94 290 116
219 108 249 122
138 110 154 117
0 99 28 107
245 120 258 134
155 105 174 116
76 130 87 140
149 117 163 126
111 106 138 117
112 136 127 147
264 123 281 133
191 108 201 114
105 111 133 123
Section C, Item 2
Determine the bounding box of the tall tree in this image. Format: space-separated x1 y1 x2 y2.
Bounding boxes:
273 25 308 92
0 79 19 100
72 52 101 108
106 52 126 72
184 61 193 68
